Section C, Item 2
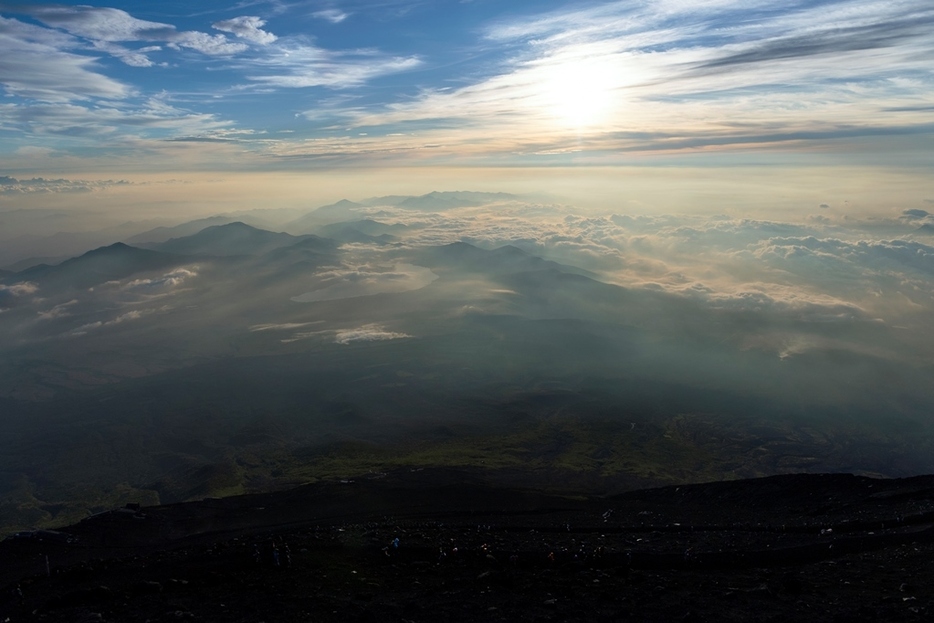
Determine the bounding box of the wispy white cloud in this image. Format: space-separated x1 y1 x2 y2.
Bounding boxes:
0 94 232 142
249 321 320 332
0 281 39 309
91 41 162 68
0 8 245 151
0 175 130 194
243 43 420 89
168 30 247 56
213 15 277 45
0 281 38 296
37 299 78 320
124 267 198 290
24 5 177 42
22 5 248 62
312 9 349 24
4 3 414 93
318 0 934 159
2 1 932 166
0 16 130 101
291 262 437 302
334 323 411 344
327 197 934 339
0 3 423 161
3 189 933 403
70 307 161 336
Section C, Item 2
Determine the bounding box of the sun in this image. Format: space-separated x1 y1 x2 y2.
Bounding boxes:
539 57 620 131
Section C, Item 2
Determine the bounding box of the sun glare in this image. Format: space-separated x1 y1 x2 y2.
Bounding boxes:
540 58 620 131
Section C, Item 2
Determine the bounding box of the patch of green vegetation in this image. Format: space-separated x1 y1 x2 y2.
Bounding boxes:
0 476 161 536
3 406 926 538
257 415 744 493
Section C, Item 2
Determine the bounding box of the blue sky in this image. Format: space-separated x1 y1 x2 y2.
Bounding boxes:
0 0 932 174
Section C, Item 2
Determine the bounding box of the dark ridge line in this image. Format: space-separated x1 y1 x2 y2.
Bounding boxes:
359 527 934 571
490 509 934 535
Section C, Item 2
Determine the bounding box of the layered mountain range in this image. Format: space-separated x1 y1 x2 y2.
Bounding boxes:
2 193 933 538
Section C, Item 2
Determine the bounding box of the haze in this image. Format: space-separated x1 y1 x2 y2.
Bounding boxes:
1 1 933 534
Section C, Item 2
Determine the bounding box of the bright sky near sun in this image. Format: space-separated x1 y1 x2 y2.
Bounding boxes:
0 0 934 223
0 0 932 176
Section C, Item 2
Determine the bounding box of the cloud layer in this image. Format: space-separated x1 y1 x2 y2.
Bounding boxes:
0 3 420 164
1 1 931 167
2 194 934 444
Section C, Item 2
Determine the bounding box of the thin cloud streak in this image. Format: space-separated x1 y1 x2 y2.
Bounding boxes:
312 9 349 24
319 0 934 161
0 16 130 101
0 0 931 166
20 4 250 61
243 43 421 89
0 3 426 159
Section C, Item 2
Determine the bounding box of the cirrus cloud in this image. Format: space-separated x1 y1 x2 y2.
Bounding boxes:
334 323 412 344
21 5 248 62
0 15 130 101
312 9 349 24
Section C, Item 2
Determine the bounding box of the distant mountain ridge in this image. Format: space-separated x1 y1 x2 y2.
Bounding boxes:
146 222 305 257
2 256 72 273
283 200 367 233
397 191 517 211
283 192 520 233
126 216 240 245
315 219 407 244
415 241 594 278
318 219 408 237
359 195 411 206
7 242 188 290
257 235 341 272
2 222 342 290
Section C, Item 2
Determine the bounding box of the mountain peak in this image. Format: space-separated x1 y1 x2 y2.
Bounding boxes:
13 242 180 289
96 241 133 252
152 222 298 257
206 221 255 231
76 241 154 260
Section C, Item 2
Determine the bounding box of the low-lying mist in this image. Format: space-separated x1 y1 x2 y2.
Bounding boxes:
2 190 934 534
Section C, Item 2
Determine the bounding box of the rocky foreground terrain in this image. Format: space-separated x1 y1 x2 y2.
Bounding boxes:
3 469 934 622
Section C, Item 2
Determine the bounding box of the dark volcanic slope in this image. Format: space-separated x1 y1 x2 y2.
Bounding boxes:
3 471 934 622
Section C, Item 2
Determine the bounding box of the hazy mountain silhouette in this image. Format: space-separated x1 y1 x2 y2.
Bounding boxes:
7 242 188 290
0 230 140 269
359 194 412 206
415 241 593 277
125 216 240 245
257 236 341 273
148 222 302 257
314 219 404 244
397 191 517 211
318 218 407 237
2 255 72 273
285 199 366 232
4 199 934 548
